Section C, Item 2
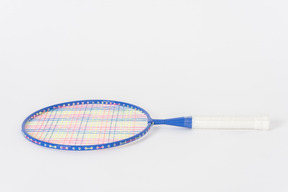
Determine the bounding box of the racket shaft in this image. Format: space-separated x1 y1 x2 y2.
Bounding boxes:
192 116 269 130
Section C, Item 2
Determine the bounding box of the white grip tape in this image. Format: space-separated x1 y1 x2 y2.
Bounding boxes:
192 116 269 130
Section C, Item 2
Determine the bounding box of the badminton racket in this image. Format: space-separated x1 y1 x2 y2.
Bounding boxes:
22 100 269 150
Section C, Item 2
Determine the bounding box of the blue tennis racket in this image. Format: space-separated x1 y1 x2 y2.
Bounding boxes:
22 100 269 151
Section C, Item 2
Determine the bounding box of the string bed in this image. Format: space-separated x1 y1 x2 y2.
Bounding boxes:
24 102 148 146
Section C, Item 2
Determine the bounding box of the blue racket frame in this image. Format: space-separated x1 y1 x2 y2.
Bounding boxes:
22 100 154 151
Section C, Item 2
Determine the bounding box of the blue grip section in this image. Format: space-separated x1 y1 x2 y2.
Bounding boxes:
152 116 192 128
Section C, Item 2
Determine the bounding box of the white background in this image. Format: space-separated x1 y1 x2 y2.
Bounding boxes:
1 0 288 192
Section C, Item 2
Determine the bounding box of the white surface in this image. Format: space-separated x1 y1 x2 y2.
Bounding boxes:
0 0 288 192
193 116 270 130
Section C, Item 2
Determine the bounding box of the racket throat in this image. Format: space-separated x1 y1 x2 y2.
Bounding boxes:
152 117 192 128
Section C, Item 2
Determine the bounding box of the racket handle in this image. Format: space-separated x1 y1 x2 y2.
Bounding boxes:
192 116 269 130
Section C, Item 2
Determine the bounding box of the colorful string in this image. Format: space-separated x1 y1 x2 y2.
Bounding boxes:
24 102 148 146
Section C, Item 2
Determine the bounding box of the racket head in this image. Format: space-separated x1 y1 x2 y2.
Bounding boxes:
22 100 153 151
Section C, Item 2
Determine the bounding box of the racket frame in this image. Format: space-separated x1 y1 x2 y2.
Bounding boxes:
22 100 153 151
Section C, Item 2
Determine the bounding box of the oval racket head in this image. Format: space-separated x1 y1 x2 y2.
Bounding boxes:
22 100 152 150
